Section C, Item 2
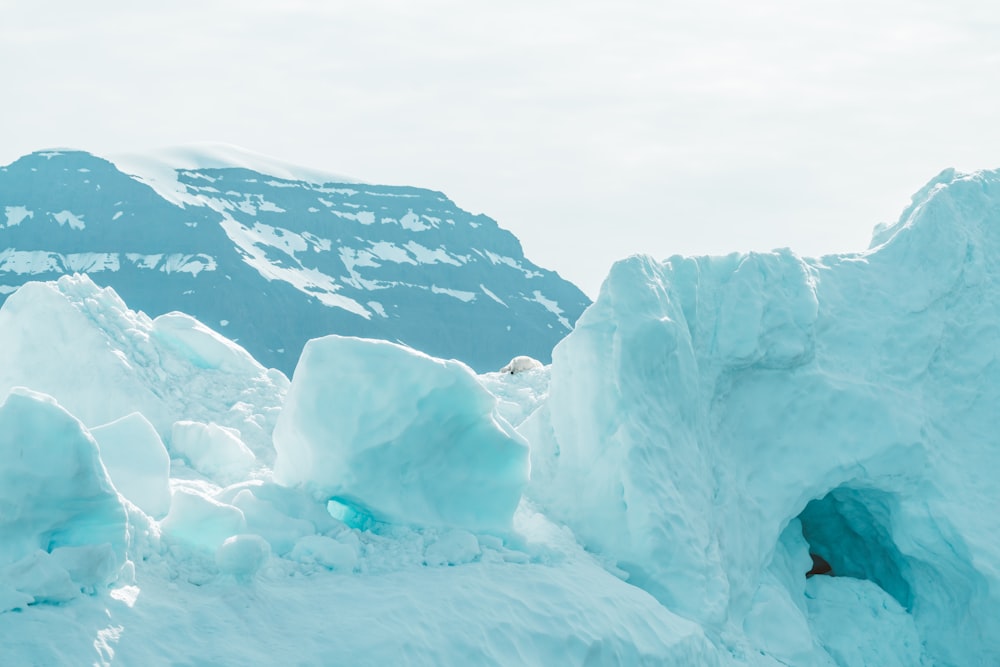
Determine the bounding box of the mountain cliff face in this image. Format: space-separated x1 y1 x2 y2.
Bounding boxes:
0 147 590 374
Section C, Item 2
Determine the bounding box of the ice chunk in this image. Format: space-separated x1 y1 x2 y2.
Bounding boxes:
273 335 529 531
152 312 261 374
0 275 286 461
171 420 257 483
0 388 128 610
91 412 171 518
160 488 246 551
215 535 271 580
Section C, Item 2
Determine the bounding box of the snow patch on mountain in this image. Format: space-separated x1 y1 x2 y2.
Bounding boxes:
109 143 359 208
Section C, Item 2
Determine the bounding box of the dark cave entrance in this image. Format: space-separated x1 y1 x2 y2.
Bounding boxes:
796 486 912 610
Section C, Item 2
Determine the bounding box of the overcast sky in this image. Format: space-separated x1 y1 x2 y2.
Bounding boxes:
3 1 1000 296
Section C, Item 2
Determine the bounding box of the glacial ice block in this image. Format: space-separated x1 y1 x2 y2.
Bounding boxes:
91 412 172 519
0 388 128 609
273 335 529 532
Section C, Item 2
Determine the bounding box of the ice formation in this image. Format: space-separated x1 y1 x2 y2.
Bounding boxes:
523 167 1000 665
90 412 171 519
273 335 530 531
0 389 130 613
0 274 287 459
4 168 1000 665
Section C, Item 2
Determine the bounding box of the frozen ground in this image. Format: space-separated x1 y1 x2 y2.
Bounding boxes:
3 168 1000 665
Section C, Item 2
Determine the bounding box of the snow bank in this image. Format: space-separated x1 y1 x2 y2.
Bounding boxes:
523 168 1000 665
0 389 129 612
91 412 171 518
274 335 529 531
0 274 286 461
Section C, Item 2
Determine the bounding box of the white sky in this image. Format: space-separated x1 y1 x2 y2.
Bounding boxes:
3 0 1000 297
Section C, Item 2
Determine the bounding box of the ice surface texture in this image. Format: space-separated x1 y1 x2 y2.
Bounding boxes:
274 335 530 531
0 274 286 460
0 389 129 612
525 167 1000 664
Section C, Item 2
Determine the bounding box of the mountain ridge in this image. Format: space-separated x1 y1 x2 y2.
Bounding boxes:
0 148 590 374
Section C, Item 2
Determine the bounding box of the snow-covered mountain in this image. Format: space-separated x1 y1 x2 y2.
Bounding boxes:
0 146 590 374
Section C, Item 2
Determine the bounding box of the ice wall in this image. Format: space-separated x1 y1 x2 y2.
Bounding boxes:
525 168 1000 665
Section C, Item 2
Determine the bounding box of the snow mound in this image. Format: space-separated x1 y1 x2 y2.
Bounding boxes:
274 335 530 532
0 274 286 460
91 412 171 519
0 388 129 612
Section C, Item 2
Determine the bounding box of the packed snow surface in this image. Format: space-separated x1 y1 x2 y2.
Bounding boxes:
4 167 1000 665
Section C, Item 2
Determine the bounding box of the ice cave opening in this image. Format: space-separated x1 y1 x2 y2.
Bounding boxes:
796 485 912 609
789 485 931 665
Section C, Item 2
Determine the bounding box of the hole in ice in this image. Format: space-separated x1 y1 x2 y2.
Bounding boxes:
327 498 373 530
796 486 912 609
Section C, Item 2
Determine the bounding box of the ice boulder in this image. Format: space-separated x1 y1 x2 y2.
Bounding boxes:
91 412 172 518
0 388 129 611
160 488 246 552
171 420 257 483
0 275 286 461
215 534 271 580
273 336 529 532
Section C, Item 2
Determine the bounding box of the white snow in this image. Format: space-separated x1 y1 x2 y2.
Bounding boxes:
529 289 572 329
429 284 477 302
273 335 529 532
4 205 33 227
221 215 371 318
479 283 507 306
404 241 463 265
52 210 86 230
109 143 358 207
0 250 215 276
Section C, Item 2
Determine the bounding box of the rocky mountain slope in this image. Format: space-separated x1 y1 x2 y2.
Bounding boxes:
0 146 589 374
